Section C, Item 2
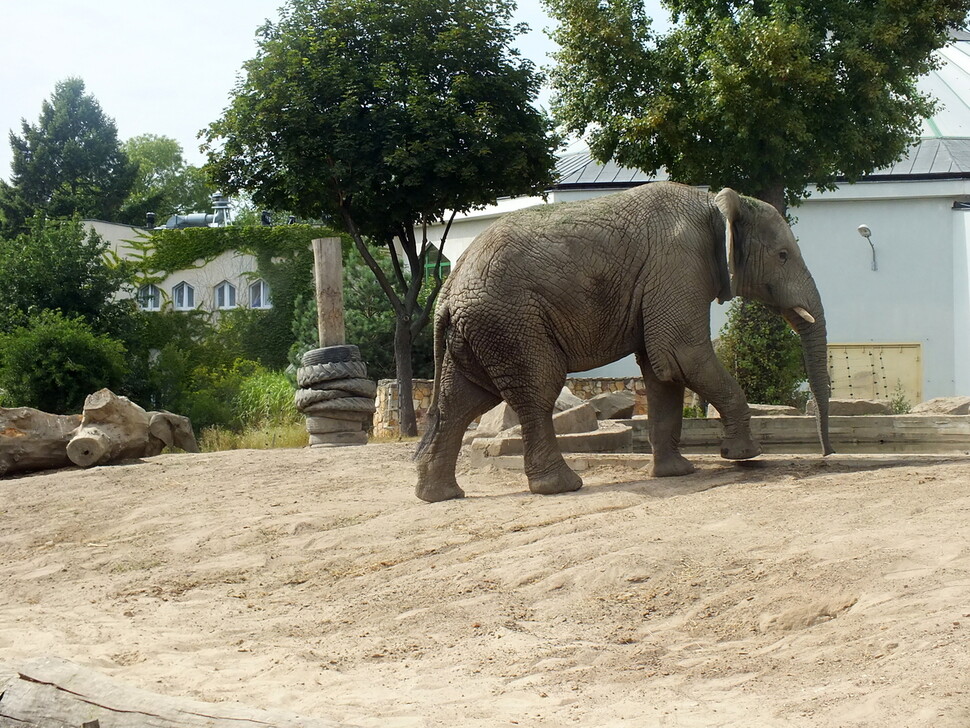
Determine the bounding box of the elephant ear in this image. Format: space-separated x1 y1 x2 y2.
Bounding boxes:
714 187 743 302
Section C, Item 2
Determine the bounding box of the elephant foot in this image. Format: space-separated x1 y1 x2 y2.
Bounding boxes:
651 452 697 477
720 436 762 461
528 465 583 496
415 479 465 503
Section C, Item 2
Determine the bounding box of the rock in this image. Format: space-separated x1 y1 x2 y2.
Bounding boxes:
806 398 892 416
706 403 803 418
911 396 970 415
465 387 590 444
554 387 585 412
475 402 520 439
587 391 636 420
552 403 600 434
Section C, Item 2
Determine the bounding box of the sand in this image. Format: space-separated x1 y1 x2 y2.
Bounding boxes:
1 444 969 727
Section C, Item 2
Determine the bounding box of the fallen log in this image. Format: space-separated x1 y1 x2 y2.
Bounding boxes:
0 656 350 727
66 389 199 468
0 408 82 477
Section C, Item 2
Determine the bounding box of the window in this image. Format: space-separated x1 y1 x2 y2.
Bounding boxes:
137 283 161 311
215 280 237 309
249 279 272 309
172 281 195 310
424 246 451 281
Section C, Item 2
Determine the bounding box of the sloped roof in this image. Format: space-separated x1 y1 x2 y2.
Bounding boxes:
554 33 970 189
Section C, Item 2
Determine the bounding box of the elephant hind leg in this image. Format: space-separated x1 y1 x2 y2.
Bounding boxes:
415 356 500 503
493 363 583 496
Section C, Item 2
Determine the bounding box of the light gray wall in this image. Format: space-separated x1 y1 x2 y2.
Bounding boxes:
791 185 965 399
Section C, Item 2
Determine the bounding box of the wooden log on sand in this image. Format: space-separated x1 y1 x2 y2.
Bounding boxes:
0 656 348 727
66 389 199 468
0 408 81 476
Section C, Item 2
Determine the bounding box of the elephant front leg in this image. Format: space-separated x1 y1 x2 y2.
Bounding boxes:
679 344 761 461
638 354 696 477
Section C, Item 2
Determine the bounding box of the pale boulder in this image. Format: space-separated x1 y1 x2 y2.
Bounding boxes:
806 399 892 416
587 390 636 420
911 396 970 415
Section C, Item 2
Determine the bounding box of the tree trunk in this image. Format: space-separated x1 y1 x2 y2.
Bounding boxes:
754 180 787 217
66 389 199 467
0 656 344 728
395 315 418 437
0 408 81 476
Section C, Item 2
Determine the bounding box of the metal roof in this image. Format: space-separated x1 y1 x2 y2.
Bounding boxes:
554 33 970 189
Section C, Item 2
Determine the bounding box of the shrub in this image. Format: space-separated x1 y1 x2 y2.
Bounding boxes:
236 370 300 428
0 310 128 413
715 299 806 407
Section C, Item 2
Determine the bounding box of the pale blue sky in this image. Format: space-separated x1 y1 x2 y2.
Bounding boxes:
0 0 669 180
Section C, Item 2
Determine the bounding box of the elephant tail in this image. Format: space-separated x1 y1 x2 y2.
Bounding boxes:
415 303 451 459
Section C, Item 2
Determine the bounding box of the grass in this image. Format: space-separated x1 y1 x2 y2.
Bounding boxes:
199 422 309 452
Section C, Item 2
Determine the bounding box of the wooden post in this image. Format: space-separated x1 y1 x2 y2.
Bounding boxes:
312 237 345 347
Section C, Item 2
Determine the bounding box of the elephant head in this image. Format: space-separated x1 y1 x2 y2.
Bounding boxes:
713 188 834 456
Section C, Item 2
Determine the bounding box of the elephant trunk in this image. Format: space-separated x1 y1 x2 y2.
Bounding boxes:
786 308 834 456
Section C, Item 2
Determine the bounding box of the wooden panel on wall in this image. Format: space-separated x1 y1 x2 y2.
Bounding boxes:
827 343 922 403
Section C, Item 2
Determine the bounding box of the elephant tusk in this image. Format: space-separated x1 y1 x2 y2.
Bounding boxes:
793 306 816 324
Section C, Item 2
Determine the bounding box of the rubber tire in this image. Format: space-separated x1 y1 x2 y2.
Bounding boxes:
297 361 368 387
299 397 377 416
295 388 369 409
302 345 360 367
304 377 377 398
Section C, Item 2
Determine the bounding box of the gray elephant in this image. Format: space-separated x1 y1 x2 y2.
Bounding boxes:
415 181 832 502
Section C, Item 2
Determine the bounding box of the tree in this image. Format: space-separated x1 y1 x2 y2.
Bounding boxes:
0 310 128 414
119 134 215 226
547 0 970 212
1 78 137 234
715 298 806 407
0 215 134 337
203 0 558 435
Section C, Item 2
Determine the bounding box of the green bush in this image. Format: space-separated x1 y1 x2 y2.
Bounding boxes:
715 299 807 408
236 369 300 428
0 310 128 413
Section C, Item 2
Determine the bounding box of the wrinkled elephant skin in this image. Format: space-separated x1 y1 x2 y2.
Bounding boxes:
414 181 832 502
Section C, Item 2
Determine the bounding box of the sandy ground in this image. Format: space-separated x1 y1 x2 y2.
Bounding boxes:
1 443 969 727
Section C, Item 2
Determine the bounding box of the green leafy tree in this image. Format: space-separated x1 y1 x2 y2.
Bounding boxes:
547 0 970 212
715 299 806 407
0 310 128 413
119 134 215 225
0 215 134 336
203 0 558 435
0 78 137 234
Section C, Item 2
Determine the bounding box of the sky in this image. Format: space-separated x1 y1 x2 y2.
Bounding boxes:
0 0 670 183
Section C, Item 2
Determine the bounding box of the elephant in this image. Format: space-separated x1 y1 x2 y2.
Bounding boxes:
414 181 833 502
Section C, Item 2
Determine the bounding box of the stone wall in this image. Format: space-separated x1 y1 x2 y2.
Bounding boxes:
374 377 667 436
374 379 435 437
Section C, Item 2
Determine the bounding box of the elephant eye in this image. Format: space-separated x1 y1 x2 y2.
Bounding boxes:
779 250 789 263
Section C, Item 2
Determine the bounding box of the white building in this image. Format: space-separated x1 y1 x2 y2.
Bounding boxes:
430 32 970 403
85 218 272 316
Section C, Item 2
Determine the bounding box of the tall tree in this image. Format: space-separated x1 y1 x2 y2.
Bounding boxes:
203 0 558 435
119 134 215 226
0 215 134 336
0 78 137 234
547 0 970 213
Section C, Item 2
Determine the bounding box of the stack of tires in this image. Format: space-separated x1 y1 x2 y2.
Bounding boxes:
295 345 377 446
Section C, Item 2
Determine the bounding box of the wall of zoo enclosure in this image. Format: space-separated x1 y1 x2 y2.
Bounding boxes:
375 377 706 437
